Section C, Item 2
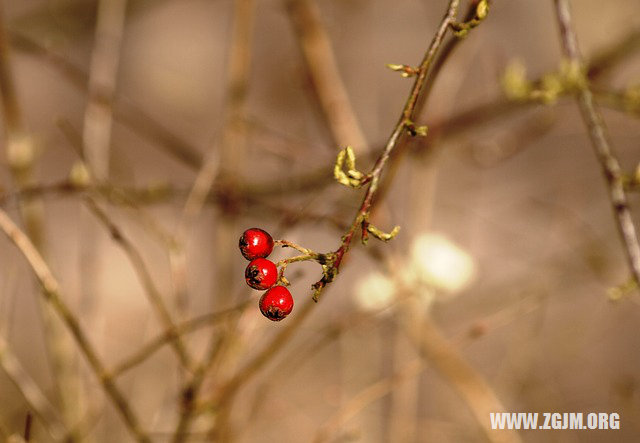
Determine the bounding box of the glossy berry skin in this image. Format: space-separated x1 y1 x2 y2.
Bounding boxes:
245 258 278 290
259 286 294 321
239 228 274 260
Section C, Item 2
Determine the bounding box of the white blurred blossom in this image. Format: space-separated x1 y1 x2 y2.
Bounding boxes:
353 271 396 314
405 232 476 294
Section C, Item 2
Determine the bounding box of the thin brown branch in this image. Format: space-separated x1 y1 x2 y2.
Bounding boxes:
314 359 424 443
0 208 151 443
403 302 522 443
0 337 67 441
171 1 256 441
82 0 127 179
0 3 79 431
426 25 640 150
8 31 204 170
285 0 369 153
171 334 226 443
203 297 317 413
83 197 195 371
311 0 468 300
553 0 640 288
110 301 249 378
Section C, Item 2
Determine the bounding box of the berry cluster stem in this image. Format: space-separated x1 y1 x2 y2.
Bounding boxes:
273 239 330 286
262 1 485 303
311 0 467 301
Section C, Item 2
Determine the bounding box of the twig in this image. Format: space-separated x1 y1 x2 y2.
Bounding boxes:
425 25 640 152
22 413 31 442
0 2 77 431
311 0 469 300
171 1 256 441
203 297 317 413
170 333 226 443
82 0 127 179
314 359 424 443
8 31 203 170
83 197 195 371
0 208 151 443
0 337 67 441
402 300 521 443
110 301 249 378
553 0 640 288
79 6 128 426
285 0 369 153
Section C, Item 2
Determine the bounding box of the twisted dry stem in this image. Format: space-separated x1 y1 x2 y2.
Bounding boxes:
553 0 640 289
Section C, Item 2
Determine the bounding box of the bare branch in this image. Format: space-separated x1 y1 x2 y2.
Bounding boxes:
84 197 195 371
403 302 522 443
553 0 640 289
285 0 369 153
0 208 151 443
0 337 67 441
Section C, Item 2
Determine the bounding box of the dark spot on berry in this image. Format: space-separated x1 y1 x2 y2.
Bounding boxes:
265 306 286 321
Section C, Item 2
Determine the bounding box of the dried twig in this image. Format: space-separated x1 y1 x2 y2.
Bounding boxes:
0 2 77 431
84 197 195 371
285 0 369 153
0 337 67 441
171 0 256 441
82 0 127 180
314 359 424 443
310 0 473 301
402 299 522 443
8 31 203 170
0 208 151 443
203 297 317 414
110 301 250 378
553 0 640 288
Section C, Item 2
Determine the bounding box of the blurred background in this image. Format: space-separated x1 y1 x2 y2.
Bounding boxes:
0 0 639 441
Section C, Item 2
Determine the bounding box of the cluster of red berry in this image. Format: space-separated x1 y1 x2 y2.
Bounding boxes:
239 228 294 321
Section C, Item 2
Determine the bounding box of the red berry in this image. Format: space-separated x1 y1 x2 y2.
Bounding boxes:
259 286 294 321
245 258 278 290
239 228 274 260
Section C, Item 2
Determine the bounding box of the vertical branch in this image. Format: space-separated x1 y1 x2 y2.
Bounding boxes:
82 0 128 180
0 2 76 432
169 0 255 316
78 0 129 434
285 0 369 153
171 0 256 441
552 0 640 288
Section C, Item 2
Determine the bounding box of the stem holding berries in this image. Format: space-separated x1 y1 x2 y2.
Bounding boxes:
238 0 489 309
306 0 486 302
